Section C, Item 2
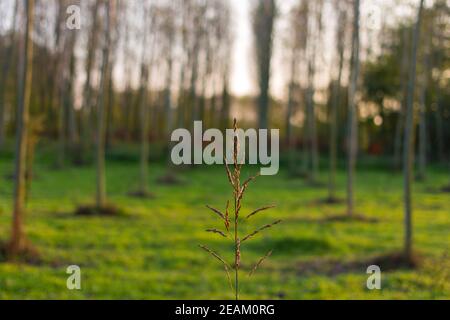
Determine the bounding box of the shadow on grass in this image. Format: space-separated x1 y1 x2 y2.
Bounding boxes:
424 185 450 194
127 190 156 199
296 251 422 277
245 237 334 256
313 197 345 206
320 214 380 223
74 204 127 217
284 214 380 224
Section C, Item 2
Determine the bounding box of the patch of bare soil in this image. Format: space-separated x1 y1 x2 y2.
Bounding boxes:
0 241 42 265
315 197 345 205
74 204 125 217
128 190 155 199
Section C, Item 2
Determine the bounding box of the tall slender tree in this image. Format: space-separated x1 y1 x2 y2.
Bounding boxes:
95 0 113 208
305 0 323 184
346 0 360 217
393 27 410 170
80 0 100 164
136 4 152 197
0 0 18 148
285 2 305 172
285 46 298 170
328 2 347 202
252 0 277 130
8 0 35 257
162 4 176 144
403 0 425 260
417 46 430 181
54 0 68 168
65 21 80 153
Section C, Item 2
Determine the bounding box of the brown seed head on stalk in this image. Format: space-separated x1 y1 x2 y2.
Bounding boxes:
199 119 281 300
236 238 241 269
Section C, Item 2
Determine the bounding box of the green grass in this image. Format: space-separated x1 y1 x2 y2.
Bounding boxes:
0 151 449 299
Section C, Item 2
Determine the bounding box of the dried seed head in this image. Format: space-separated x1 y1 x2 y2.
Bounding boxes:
242 220 282 242
206 229 227 238
206 205 226 221
249 250 273 277
236 238 241 269
246 205 276 220
233 118 240 169
225 200 230 232
202 119 279 299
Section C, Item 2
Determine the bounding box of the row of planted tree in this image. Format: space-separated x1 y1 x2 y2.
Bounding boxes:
0 0 448 263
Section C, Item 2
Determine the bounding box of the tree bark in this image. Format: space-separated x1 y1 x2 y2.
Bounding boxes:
220 74 231 132
54 1 66 168
138 6 152 195
329 8 346 201
95 1 112 208
305 1 323 183
403 0 424 260
393 28 410 170
346 0 361 217
164 38 175 166
253 0 276 130
139 68 150 195
286 45 298 172
10 0 35 254
0 0 18 148
81 0 100 163
417 50 429 181
66 29 79 153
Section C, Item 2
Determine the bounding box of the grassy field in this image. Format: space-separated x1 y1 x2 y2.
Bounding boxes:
0 149 449 299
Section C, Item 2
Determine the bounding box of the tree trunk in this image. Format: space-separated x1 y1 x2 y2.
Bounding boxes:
0 0 18 148
138 6 152 195
80 0 100 163
286 46 297 171
346 0 361 217
10 0 35 255
105 68 115 150
403 0 424 260
189 39 200 124
53 1 66 168
95 1 112 208
164 44 175 166
220 75 231 132
253 0 276 130
394 27 410 170
305 1 323 183
417 51 429 181
139 69 150 195
328 9 345 201
66 31 79 151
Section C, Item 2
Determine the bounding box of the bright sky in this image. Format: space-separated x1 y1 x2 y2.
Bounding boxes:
229 0 418 99
0 0 420 100
230 0 254 97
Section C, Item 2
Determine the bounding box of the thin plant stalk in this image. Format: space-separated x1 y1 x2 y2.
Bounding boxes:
201 119 280 300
